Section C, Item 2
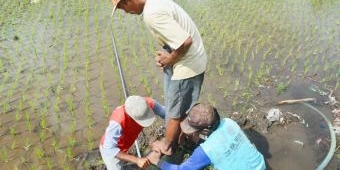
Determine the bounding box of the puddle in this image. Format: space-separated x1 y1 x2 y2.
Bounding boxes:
260 104 331 170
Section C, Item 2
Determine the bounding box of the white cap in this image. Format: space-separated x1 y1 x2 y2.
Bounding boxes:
125 96 156 127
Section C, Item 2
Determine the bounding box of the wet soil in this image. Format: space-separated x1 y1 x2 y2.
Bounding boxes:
74 82 340 170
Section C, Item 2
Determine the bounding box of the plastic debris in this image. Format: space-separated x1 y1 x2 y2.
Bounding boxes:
332 109 340 116
279 117 285 124
316 138 322 146
333 109 340 136
266 108 282 122
293 140 304 148
327 91 338 106
286 112 300 120
309 86 328 96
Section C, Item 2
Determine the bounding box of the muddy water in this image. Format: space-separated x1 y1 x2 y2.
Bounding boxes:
0 0 339 169
263 104 331 170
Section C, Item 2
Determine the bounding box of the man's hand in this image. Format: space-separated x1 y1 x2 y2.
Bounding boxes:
151 139 172 155
147 149 162 165
136 157 151 169
155 50 174 68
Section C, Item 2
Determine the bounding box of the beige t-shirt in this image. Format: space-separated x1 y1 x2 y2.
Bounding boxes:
143 0 207 80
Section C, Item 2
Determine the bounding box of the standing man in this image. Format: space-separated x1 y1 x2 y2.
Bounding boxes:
99 95 165 169
111 0 207 154
147 102 266 170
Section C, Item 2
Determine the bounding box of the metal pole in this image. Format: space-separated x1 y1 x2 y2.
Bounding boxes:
109 18 142 158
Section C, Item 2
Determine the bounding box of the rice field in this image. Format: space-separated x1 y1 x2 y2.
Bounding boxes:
0 0 339 169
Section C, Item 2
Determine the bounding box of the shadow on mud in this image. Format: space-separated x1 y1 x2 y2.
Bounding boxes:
245 128 273 170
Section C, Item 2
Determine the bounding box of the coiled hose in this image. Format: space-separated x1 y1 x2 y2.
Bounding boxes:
303 103 336 170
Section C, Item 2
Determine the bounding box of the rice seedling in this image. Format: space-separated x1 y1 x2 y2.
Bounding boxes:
30 165 38 170
62 164 72 170
232 97 238 109
216 64 224 76
3 101 10 114
14 110 22 122
1 147 9 163
59 71 66 86
51 139 60 153
87 139 95 151
39 130 47 142
0 58 3 71
68 119 76 134
291 61 298 72
102 96 110 117
23 139 32 152
233 78 240 91
65 147 74 160
67 136 76 147
9 126 17 137
20 156 29 165
39 117 48 130
10 140 17 150
276 81 290 95
34 148 44 160
53 95 61 114
46 158 54 170
265 65 272 76
66 96 75 114
303 65 311 75
25 111 32 132
85 99 92 117
63 42 69 70
86 115 95 129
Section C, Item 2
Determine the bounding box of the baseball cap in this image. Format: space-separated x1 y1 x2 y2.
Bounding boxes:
111 0 121 16
180 102 217 134
125 95 156 127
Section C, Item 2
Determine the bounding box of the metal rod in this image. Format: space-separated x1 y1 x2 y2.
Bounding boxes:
109 19 142 158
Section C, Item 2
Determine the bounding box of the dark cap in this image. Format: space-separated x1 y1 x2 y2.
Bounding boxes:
180 102 217 134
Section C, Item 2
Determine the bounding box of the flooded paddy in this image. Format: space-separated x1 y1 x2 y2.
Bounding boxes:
0 0 339 169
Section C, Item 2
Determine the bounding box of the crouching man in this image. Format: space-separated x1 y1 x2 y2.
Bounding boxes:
100 95 165 170
148 102 266 170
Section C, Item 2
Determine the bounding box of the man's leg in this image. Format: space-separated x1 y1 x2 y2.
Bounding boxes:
164 72 205 149
164 117 182 149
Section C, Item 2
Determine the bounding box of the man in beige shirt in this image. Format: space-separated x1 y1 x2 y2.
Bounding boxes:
111 0 207 157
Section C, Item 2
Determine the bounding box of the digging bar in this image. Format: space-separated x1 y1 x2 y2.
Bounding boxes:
109 12 142 158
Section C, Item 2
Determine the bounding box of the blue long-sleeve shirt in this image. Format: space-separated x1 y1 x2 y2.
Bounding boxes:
157 146 211 170
157 118 266 170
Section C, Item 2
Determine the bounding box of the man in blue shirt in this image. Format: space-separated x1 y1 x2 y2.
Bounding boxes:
148 102 266 170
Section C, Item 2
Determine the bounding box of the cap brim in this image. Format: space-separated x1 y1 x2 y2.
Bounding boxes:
180 117 200 134
111 5 117 17
134 107 156 127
